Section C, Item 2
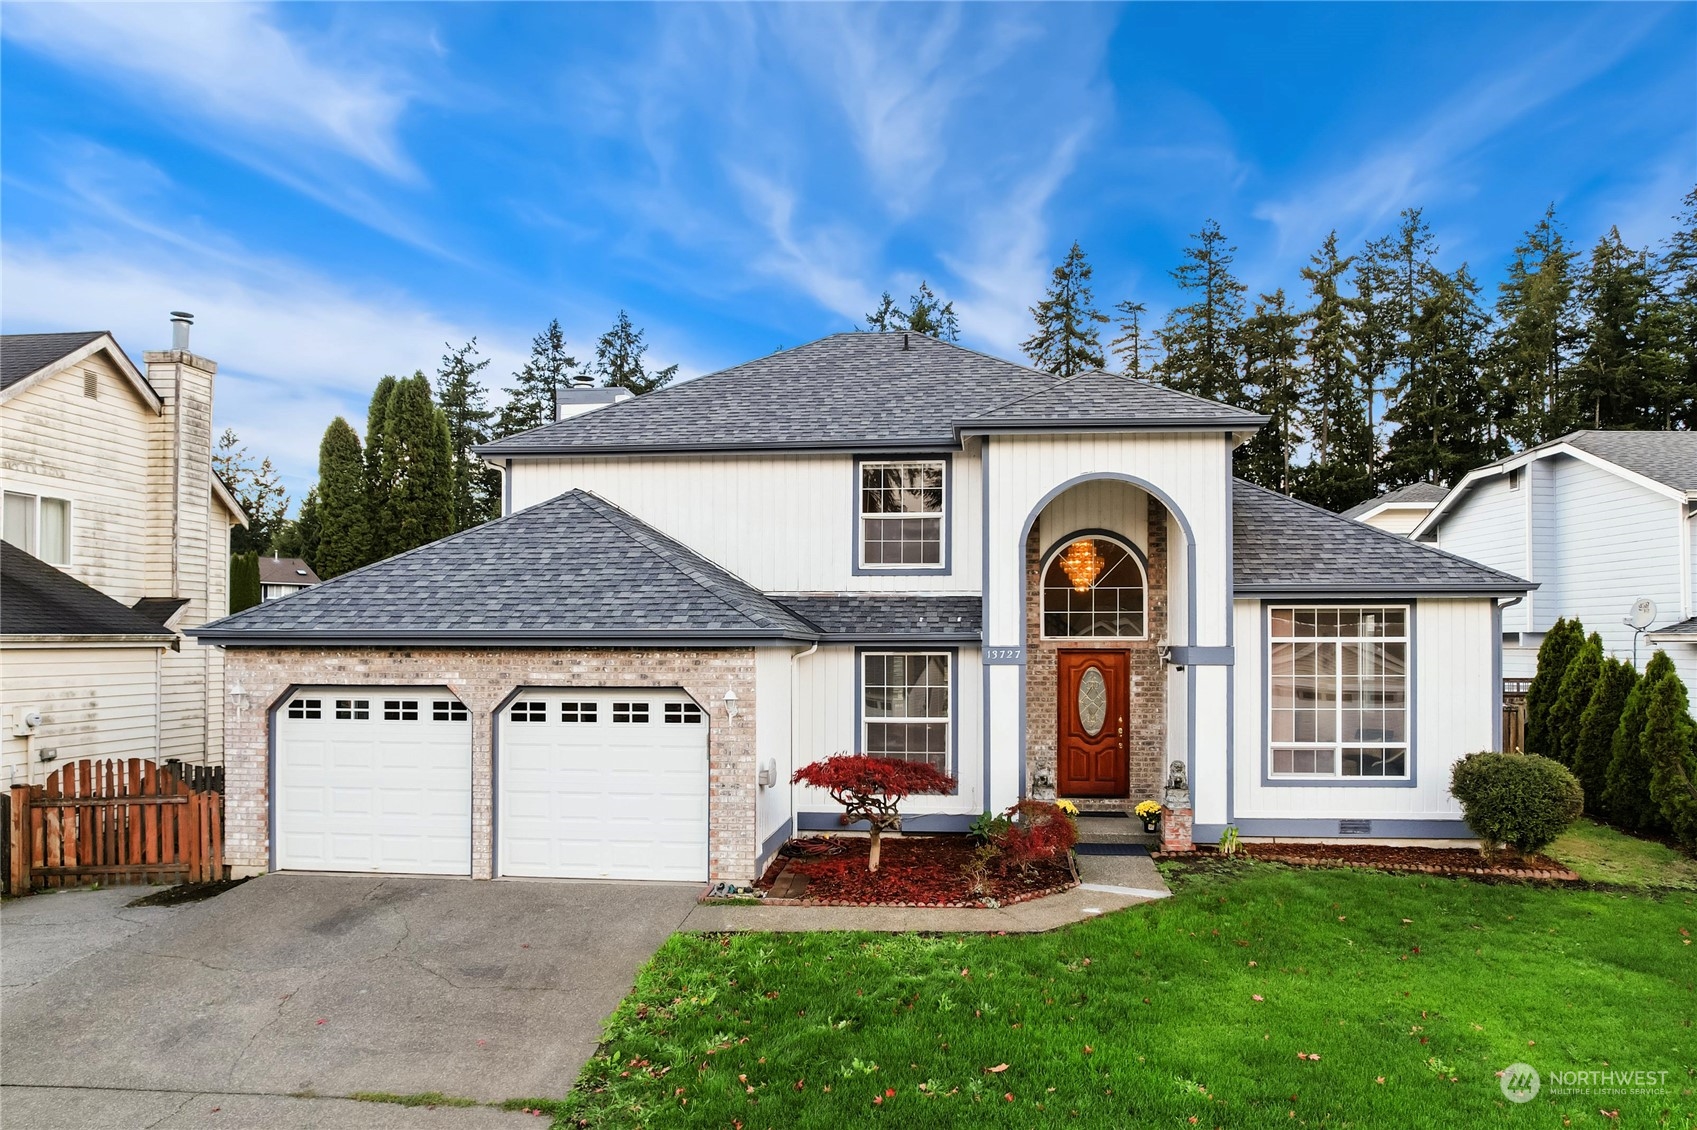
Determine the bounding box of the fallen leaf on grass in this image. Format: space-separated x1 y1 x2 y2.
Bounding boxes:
1375 1077 1385 1084
986 1064 1010 1073
1252 995 1264 1002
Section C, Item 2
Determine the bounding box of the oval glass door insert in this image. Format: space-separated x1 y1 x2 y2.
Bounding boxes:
1078 666 1108 736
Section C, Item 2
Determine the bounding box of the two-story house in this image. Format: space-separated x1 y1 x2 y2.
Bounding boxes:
1413 430 1697 690
0 316 245 786
194 333 1529 885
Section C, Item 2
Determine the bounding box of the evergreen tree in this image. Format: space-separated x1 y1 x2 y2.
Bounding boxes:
1491 205 1579 447
212 428 289 554
1603 649 1675 833
1109 299 1158 377
496 319 579 437
1546 632 1603 768
865 292 903 332
1349 255 1397 490
1574 227 1681 429
364 374 398 550
313 417 371 579
903 281 960 341
1155 220 1247 404
1022 241 1109 376
597 310 679 395
379 372 455 557
1643 665 1697 845
435 338 501 532
273 486 321 572
1235 288 1305 491
1381 264 1495 487
1574 656 1637 815
1525 617 1584 757
229 552 260 613
1293 232 1373 510
1658 185 1697 428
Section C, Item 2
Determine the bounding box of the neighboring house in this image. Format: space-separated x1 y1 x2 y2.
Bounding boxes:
259 556 320 601
0 317 245 787
1340 482 1449 536
1413 429 1697 689
193 333 1528 885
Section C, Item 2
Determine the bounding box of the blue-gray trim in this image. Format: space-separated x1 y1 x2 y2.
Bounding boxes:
796 812 977 833
851 452 954 577
981 438 995 805
957 420 1268 438
1491 599 1507 751
1036 527 1152 643
1166 646 1234 666
1195 818 1472 840
1224 439 1235 823
503 459 512 516
1257 600 1419 789
854 644 962 795
759 817 794 867
1235 584 1532 596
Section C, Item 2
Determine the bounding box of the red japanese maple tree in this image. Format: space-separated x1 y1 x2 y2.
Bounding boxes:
792 754 957 872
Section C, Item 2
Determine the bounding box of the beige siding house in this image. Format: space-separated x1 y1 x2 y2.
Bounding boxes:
0 316 245 786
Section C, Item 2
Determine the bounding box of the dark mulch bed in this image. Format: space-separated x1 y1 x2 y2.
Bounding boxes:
755 835 1076 907
125 876 251 907
1154 842 1578 881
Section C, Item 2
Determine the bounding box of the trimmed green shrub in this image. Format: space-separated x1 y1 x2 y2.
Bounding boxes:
1547 632 1602 767
229 552 260 613
1644 667 1697 846
1450 751 1584 856
1574 657 1637 816
1524 618 1584 757
1604 651 1674 834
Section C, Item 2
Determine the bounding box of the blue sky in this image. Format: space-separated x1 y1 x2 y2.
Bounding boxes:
3 2 1693 501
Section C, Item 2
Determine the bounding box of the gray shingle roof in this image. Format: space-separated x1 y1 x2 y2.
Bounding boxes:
258 557 321 586
478 333 1258 456
774 595 981 641
1560 430 1697 492
1 541 176 638
1233 479 1533 594
1 331 108 391
1339 481 1450 519
190 490 819 645
964 370 1266 428
1648 616 1697 638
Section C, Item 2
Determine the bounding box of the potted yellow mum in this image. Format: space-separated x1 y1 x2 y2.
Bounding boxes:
1134 798 1162 834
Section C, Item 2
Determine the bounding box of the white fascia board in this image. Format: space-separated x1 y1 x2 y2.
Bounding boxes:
0 335 161 413
1411 442 1684 539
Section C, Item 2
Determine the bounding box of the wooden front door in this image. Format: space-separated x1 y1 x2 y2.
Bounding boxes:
1056 650 1130 797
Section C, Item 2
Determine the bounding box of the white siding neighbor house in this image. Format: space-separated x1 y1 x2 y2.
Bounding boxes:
0 317 246 786
195 333 1530 885
1413 430 1697 690
1341 482 1449 536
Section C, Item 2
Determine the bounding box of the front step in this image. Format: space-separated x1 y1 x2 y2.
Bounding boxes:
1075 814 1160 847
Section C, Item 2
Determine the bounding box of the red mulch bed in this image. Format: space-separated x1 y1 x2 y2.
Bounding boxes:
756 835 1077 908
1154 842 1579 882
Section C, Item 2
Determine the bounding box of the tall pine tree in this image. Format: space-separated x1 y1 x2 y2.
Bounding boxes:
1293 232 1373 510
364 374 398 547
903 281 960 341
496 319 578 437
212 428 290 554
1574 227 1680 429
1603 649 1675 833
1235 288 1305 491
436 338 501 531
1525 617 1584 758
597 310 679 395
1382 264 1495 487
274 487 322 572
1547 632 1603 768
379 372 455 558
1022 241 1108 376
1155 220 1247 405
1109 299 1157 377
1491 205 1578 447
313 418 370 579
1574 655 1636 815
1658 186 1697 428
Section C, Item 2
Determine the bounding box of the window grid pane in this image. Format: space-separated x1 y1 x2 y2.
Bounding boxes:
39 498 69 564
859 461 945 568
861 651 951 771
1041 537 1147 639
1268 607 1409 779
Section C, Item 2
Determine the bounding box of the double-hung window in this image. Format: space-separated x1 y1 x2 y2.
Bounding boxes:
3 492 70 565
861 651 951 772
858 460 945 568
1269 606 1409 779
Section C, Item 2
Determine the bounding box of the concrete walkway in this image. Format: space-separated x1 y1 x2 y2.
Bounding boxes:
681 849 1169 933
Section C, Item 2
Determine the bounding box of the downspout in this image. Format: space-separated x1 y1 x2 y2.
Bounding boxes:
789 642 819 829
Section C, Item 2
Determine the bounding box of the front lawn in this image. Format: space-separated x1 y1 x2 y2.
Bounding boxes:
1547 818 1697 890
561 864 1694 1128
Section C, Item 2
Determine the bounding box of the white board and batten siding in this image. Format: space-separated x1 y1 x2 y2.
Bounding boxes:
755 648 796 854
1230 597 1495 825
505 450 981 594
0 646 164 785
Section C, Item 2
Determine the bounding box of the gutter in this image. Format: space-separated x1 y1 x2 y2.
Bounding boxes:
3 633 178 646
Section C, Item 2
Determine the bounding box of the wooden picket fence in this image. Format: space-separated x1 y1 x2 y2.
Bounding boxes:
8 758 223 894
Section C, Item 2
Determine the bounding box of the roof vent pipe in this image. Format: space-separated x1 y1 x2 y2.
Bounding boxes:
902 332 910 351
170 311 194 351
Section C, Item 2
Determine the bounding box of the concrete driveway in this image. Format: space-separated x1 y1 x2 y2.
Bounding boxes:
1 873 699 1127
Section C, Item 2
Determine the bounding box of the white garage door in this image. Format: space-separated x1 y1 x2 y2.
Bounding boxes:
275 689 472 875
498 689 709 881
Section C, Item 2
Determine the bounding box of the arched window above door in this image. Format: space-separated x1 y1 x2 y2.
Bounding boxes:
1041 534 1147 639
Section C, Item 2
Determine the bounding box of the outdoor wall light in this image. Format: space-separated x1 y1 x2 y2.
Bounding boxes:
723 688 739 720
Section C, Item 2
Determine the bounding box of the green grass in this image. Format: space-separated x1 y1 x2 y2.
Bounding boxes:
561 864 1695 1128
349 1091 479 1108
1548 818 1697 890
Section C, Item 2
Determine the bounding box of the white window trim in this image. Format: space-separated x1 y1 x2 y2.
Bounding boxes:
857 458 948 571
2 491 72 566
860 649 953 768
1038 533 1150 641
1267 605 1411 781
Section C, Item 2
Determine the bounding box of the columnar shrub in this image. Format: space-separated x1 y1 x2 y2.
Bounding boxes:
791 755 957 872
1643 668 1697 846
991 799 1079 877
1603 651 1675 833
1524 618 1584 757
1450 751 1584 856
1547 633 1602 767
1574 657 1637 815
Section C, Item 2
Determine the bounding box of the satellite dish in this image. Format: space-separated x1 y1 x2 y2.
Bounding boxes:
1629 598 1657 630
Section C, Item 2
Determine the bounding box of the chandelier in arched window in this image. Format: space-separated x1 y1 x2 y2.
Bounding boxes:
1042 535 1147 638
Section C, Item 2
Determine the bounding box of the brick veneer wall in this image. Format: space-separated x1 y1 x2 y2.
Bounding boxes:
221 646 758 882
1025 495 1169 810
